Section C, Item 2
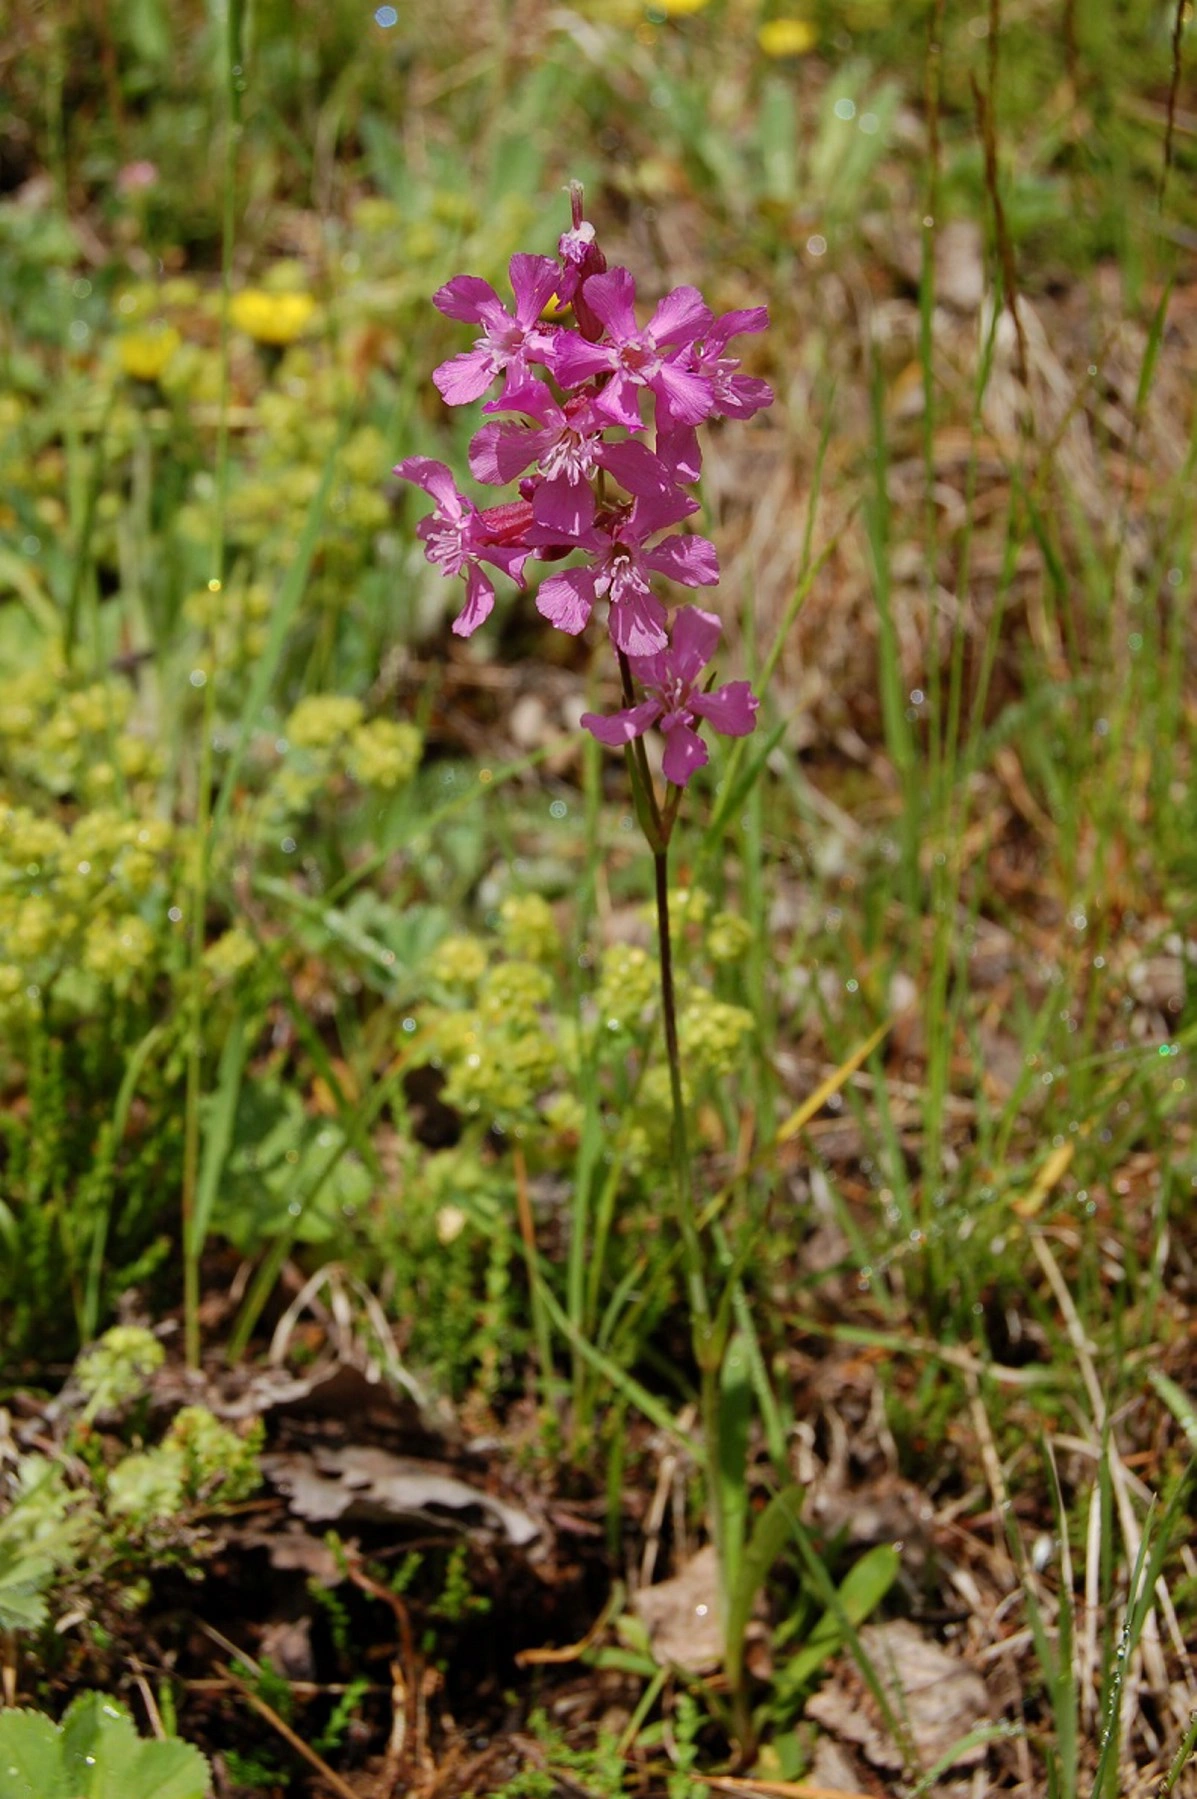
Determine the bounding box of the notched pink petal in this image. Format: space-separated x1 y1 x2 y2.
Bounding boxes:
393 456 463 514
580 699 661 747
655 425 702 485
509 253 563 323
433 274 500 322
661 720 709 787
532 475 595 538
649 285 712 348
581 267 638 338
609 588 668 656
690 681 760 737
537 568 596 635
451 565 496 637
468 422 541 485
644 533 719 588
668 606 722 681
550 335 615 389
593 373 646 432
653 360 715 425
433 350 499 406
709 306 769 346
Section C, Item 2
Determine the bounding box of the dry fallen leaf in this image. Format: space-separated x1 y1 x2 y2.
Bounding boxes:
633 1544 724 1674
262 1445 539 1546
806 1619 991 1774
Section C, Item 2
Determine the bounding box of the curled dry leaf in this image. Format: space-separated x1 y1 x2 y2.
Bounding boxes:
262 1445 539 1546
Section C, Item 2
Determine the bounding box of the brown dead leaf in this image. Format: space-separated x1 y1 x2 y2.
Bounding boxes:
633 1543 724 1674
806 1620 991 1774
262 1445 539 1546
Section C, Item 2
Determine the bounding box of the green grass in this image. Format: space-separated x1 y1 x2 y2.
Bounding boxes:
1 0 1195 1790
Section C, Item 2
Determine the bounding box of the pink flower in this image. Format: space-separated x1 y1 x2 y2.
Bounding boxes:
469 384 693 537
581 608 759 786
394 456 532 637
431 255 561 407
533 487 717 656
656 308 774 478
549 268 715 429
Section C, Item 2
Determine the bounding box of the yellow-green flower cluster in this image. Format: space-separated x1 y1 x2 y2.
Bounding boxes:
265 694 422 818
595 942 657 1036
497 893 559 962
0 803 177 1017
680 989 755 1076
422 938 561 1124
182 578 273 667
706 910 754 963
344 719 421 790
428 934 488 991
0 663 162 803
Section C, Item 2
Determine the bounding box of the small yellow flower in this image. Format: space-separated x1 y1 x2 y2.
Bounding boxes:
229 289 318 346
653 0 709 13
758 16 817 55
118 325 181 382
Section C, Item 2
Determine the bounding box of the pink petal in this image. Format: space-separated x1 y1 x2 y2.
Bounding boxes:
629 485 698 538
433 274 500 323
593 372 646 432
451 565 496 637
643 532 719 588
468 421 544 485
655 425 702 484
690 681 760 737
549 335 614 389
609 587 668 656
649 286 711 348
394 456 464 516
509 253 563 325
580 698 661 747
581 267 638 340
668 607 721 683
537 567 596 635
532 475 595 537
598 439 678 499
707 306 769 348
653 359 715 425
718 374 774 419
433 348 499 406
661 720 709 787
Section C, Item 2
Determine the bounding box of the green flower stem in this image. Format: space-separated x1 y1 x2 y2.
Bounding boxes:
182 0 241 1368
615 661 725 1579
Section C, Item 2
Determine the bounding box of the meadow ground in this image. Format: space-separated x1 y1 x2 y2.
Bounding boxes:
1 2 1196 1795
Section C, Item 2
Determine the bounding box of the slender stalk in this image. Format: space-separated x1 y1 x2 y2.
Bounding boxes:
181 0 241 1367
651 847 709 1337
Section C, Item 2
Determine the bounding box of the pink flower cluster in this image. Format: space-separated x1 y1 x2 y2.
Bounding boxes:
396 187 772 786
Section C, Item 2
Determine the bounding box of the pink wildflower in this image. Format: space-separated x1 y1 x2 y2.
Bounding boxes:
533 487 717 656
431 254 561 407
469 384 692 538
394 456 532 637
550 268 715 429
581 607 760 786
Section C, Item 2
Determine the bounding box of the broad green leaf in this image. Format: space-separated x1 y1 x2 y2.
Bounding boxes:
773 1542 901 1697
111 1738 212 1799
724 1483 803 1691
0 1708 71 1799
61 1695 211 1799
717 1331 753 1603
